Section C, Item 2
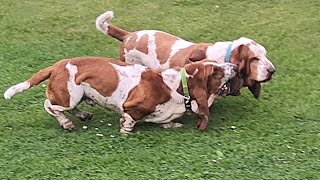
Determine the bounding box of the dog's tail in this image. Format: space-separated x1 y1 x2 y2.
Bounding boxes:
4 66 53 100
95 11 130 42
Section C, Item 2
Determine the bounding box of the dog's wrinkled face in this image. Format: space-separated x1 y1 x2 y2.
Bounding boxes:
230 38 276 98
233 38 275 83
203 62 238 94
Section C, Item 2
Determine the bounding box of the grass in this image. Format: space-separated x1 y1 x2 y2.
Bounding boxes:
0 0 319 179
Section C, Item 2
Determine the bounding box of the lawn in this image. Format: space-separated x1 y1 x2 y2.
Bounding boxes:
0 0 319 179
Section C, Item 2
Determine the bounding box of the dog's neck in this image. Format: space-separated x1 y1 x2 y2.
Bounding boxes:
205 41 234 64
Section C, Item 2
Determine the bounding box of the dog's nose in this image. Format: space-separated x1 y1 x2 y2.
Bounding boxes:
232 64 238 72
268 67 276 75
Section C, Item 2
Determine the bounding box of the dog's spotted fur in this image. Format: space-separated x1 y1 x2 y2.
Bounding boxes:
4 57 237 132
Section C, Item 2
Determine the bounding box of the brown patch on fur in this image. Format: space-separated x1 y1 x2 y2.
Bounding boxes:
229 44 264 97
119 43 126 62
121 33 139 62
155 32 179 64
27 66 53 87
123 69 172 120
182 61 226 130
136 34 149 55
107 25 129 42
189 49 206 62
169 43 210 68
45 57 121 107
72 58 121 97
231 44 256 79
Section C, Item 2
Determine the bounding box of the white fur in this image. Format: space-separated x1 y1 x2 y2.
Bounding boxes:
81 82 121 112
44 99 63 116
206 42 232 63
136 30 159 42
120 113 136 133
96 11 114 34
162 68 185 104
161 69 182 94
4 81 30 100
110 64 147 110
250 43 275 81
222 63 237 84
66 63 84 109
124 30 161 69
144 99 186 123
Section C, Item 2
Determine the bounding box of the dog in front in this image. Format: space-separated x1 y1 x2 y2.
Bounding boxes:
4 57 237 133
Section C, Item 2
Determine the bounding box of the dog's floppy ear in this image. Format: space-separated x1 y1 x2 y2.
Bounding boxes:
189 49 206 62
248 82 261 99
227 75 243 96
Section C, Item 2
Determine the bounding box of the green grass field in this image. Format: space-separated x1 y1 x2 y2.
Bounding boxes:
1 0 319 179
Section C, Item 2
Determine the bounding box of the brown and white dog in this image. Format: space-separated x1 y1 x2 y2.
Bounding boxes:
4 57 237 132
95 11 275 104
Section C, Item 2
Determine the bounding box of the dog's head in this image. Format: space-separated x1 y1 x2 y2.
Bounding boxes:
186 60 238 95
229 37 275 98
189 37 275 98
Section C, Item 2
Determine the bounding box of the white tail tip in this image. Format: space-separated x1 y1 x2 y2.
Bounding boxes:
4 81 31 100
96 11 114 34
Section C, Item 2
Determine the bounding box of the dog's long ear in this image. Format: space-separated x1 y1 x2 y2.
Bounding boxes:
189 49 206 62
227 75 243 96
248 82 261 99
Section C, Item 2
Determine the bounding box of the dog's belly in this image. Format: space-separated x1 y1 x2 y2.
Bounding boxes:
143 99 186 123
81 82 121 113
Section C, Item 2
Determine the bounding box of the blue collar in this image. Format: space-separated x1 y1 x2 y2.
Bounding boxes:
225 43 233 63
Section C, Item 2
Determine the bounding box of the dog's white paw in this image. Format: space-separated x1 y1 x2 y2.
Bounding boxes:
171 91 185 104
161 122 183 129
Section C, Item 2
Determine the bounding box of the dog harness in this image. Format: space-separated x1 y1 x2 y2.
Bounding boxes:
180 67 191 109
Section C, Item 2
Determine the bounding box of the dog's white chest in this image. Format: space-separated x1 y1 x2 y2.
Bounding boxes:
143 99 186 123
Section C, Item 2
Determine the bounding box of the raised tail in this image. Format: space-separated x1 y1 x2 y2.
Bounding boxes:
95 10 130 42
4 66 53 99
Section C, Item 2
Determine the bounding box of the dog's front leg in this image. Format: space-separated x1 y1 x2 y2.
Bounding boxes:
193 88 210 130
119 113 136 134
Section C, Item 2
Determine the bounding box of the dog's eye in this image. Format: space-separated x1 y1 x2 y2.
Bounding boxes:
251 57 259 61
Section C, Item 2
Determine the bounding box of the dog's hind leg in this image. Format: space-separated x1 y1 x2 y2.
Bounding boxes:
55 111 75 130
68 108 93 121
44 99 75 130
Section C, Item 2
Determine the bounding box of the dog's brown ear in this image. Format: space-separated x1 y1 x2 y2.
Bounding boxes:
189 49 206 62
248 82 261 99
227 75 243 96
